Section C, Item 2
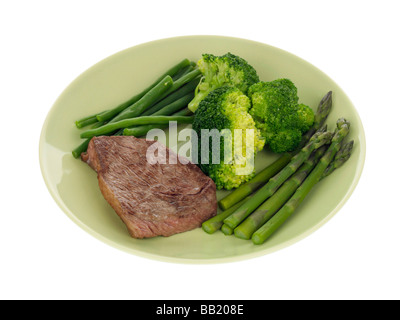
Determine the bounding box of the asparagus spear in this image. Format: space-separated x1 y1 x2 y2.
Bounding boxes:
223 129 333 229
321 140 354 179
234 145 328 240
218 91 333 211
221 224 234 235
96 58 191 122
252 118 351 245
218 153 291 211
202 196 251 234
80 115 194 139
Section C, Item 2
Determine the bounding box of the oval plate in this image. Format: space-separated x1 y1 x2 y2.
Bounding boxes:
39 36 366 264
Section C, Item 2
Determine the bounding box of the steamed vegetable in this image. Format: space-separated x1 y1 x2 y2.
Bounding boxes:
192 86 265 190
108 75 174 123
202 196 251 234
72 59 198 157
188 53 259 112
96 58 191 122
123 108 193 137
248 78 315 153
75 114 100 129
141 77 199 116
252 118 351 244
234 145 328 240
80 115 194 139
223 129 333 229
221 224 234 235
72 121 106 158
218 91 333 210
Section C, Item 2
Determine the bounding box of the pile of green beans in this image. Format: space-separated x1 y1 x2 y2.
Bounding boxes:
72 58 200 158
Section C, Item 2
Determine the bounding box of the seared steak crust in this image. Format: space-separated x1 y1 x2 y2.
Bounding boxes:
82 136 217 238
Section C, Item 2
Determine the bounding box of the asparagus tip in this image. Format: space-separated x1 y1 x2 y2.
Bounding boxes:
319 91 332 106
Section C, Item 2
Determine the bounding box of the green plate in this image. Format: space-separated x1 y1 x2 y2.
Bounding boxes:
39 36 366 264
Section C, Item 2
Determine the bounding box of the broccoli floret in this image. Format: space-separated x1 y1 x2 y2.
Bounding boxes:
267 129 302 154
192 86 265 190
248 78 315 153
297 103 315 133
188 53 259 112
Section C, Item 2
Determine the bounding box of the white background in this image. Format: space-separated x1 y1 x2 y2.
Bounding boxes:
1 0 399 300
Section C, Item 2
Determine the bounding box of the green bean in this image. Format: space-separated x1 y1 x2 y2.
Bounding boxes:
114 128 125 136
81 115 194 139
152 93 194 116
172 107 193 116
123 108 193 137
96 58 191 122
75 110 109 128
75 115 98 129
109 75 173 123
141 77 199 116
72 121 105 158
72 139 91 159
172 64 194 81
158 69 201 101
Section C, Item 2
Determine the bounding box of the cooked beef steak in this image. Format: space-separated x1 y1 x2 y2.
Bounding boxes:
81 136 217 238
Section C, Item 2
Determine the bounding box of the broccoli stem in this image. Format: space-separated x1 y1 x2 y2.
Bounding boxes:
223 130 333 229
252 118 351 245
188 86 209 112
234 145 328 240
96 59 191 122
218 91 333 211
80 115 194 139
